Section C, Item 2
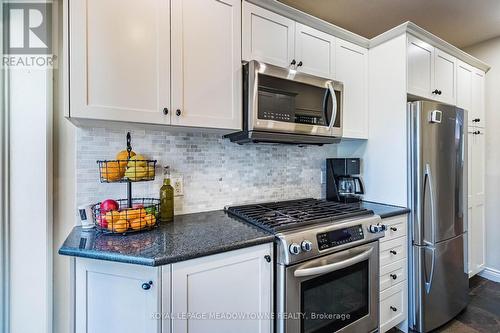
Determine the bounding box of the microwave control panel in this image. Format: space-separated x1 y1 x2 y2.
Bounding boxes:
317 225 364 250
261 111 291 122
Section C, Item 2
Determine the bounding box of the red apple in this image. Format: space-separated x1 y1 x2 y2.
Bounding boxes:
101 199 119 213
133 204 144 209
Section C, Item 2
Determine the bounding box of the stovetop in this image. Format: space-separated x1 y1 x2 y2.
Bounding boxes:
226 198 374 233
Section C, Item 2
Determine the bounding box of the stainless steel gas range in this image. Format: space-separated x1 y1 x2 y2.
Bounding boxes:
226 198 385 333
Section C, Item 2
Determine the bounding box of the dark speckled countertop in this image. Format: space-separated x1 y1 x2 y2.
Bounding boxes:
59 201 409 267
355 201 410 219
58 210 274 266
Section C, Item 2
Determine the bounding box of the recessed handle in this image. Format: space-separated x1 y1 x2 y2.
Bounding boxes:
141 281 153 290
176 109 181 116
390 306 398 312
163 107 169 115
390 273 398 280
390 227 397 232
390 250 397 255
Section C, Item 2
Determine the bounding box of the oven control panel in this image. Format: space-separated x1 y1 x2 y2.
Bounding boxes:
317 225 364 250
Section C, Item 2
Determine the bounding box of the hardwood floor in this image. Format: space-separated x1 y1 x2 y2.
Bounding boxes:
388 275 500 333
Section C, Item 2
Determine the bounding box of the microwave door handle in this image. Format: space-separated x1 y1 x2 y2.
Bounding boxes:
294 248 373 278
326 81 337 130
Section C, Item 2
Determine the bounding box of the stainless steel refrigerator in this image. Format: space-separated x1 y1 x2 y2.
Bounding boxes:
408 101 469 333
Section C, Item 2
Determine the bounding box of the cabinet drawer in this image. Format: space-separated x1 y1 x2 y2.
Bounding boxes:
380 237 407 267
380 215 407 243
380 281 407 333
380 259 407 291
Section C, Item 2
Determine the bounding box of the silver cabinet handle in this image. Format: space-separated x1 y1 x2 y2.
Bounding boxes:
294 248 373 277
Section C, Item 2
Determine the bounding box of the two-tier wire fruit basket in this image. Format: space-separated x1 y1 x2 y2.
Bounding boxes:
92 132 159 234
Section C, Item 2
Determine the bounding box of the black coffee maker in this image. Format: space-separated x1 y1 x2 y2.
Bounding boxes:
326 158 365 203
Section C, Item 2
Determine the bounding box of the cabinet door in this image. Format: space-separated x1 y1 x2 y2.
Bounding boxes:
434 49 456 105
336 39 368 139
470 130 485 276
172 244 273 333
75 258 161 333
69 0 170 124
295 23 335 78
407 36 434 99
171 0 242 130
456 61 472 115
471 69 485 128
242 1 295 68
467 129 473 275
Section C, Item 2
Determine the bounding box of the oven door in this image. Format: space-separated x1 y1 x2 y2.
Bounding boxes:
246 60 343 137
282 241 379 333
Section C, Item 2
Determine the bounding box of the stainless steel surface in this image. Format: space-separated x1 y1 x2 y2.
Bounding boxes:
293 247 373 277
246 60 343 137
277 241 379 333
408 101 468 333
275 214 382 265
413 235 468 332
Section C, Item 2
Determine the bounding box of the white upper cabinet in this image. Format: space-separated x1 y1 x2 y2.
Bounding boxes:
171 0 242 130
171 244 273 333
471 69 485 128
407 36 434 98
242 1 295 68
456 61 473 112
336 39 369 139
407 36 456 105
295 23 335 78
69 0 171 124
434 49 456 105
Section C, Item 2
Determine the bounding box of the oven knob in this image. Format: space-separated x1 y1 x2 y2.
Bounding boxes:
301 240 313 252
289 243 302 255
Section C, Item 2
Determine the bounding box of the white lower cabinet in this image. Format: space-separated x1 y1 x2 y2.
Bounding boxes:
171 243 273 333
75 258 162 333
75 244 273 333
379 215 408 333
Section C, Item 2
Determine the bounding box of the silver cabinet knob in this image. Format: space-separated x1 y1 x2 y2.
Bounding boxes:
301 240 313 252
289 243 302 255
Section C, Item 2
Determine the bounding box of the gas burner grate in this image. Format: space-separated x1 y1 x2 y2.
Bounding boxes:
226 198 373 232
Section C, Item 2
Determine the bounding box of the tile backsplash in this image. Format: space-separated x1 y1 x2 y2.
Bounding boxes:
76 126 342 215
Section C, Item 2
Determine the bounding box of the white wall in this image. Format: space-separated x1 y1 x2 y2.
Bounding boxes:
9 68 52 333
465 38 500 273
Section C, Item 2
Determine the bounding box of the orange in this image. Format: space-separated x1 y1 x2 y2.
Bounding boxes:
107 219 128 233
100 161 125 181
116 150 136 161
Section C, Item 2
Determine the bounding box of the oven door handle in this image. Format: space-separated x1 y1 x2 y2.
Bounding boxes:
293 248 373 278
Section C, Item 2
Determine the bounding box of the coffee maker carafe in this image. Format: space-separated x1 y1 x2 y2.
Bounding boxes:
326 158 365 203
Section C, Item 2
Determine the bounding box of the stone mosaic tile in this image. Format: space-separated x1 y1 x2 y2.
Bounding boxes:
76 126 345 216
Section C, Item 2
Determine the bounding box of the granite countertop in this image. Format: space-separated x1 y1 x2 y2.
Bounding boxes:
58 210 274 266
356 201 410 219
59 200 409 267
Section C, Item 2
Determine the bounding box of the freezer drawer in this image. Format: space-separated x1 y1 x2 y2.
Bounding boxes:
412 234 468 332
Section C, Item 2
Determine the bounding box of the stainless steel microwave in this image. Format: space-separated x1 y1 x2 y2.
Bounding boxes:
225 60 343 145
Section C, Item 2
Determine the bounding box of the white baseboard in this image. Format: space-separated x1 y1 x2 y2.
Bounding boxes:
478 266 500 283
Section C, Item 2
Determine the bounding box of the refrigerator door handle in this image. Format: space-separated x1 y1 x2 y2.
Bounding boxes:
424 246 436 294
424 163 437 246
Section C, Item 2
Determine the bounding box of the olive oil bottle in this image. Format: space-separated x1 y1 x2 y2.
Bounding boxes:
159 166 174 222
